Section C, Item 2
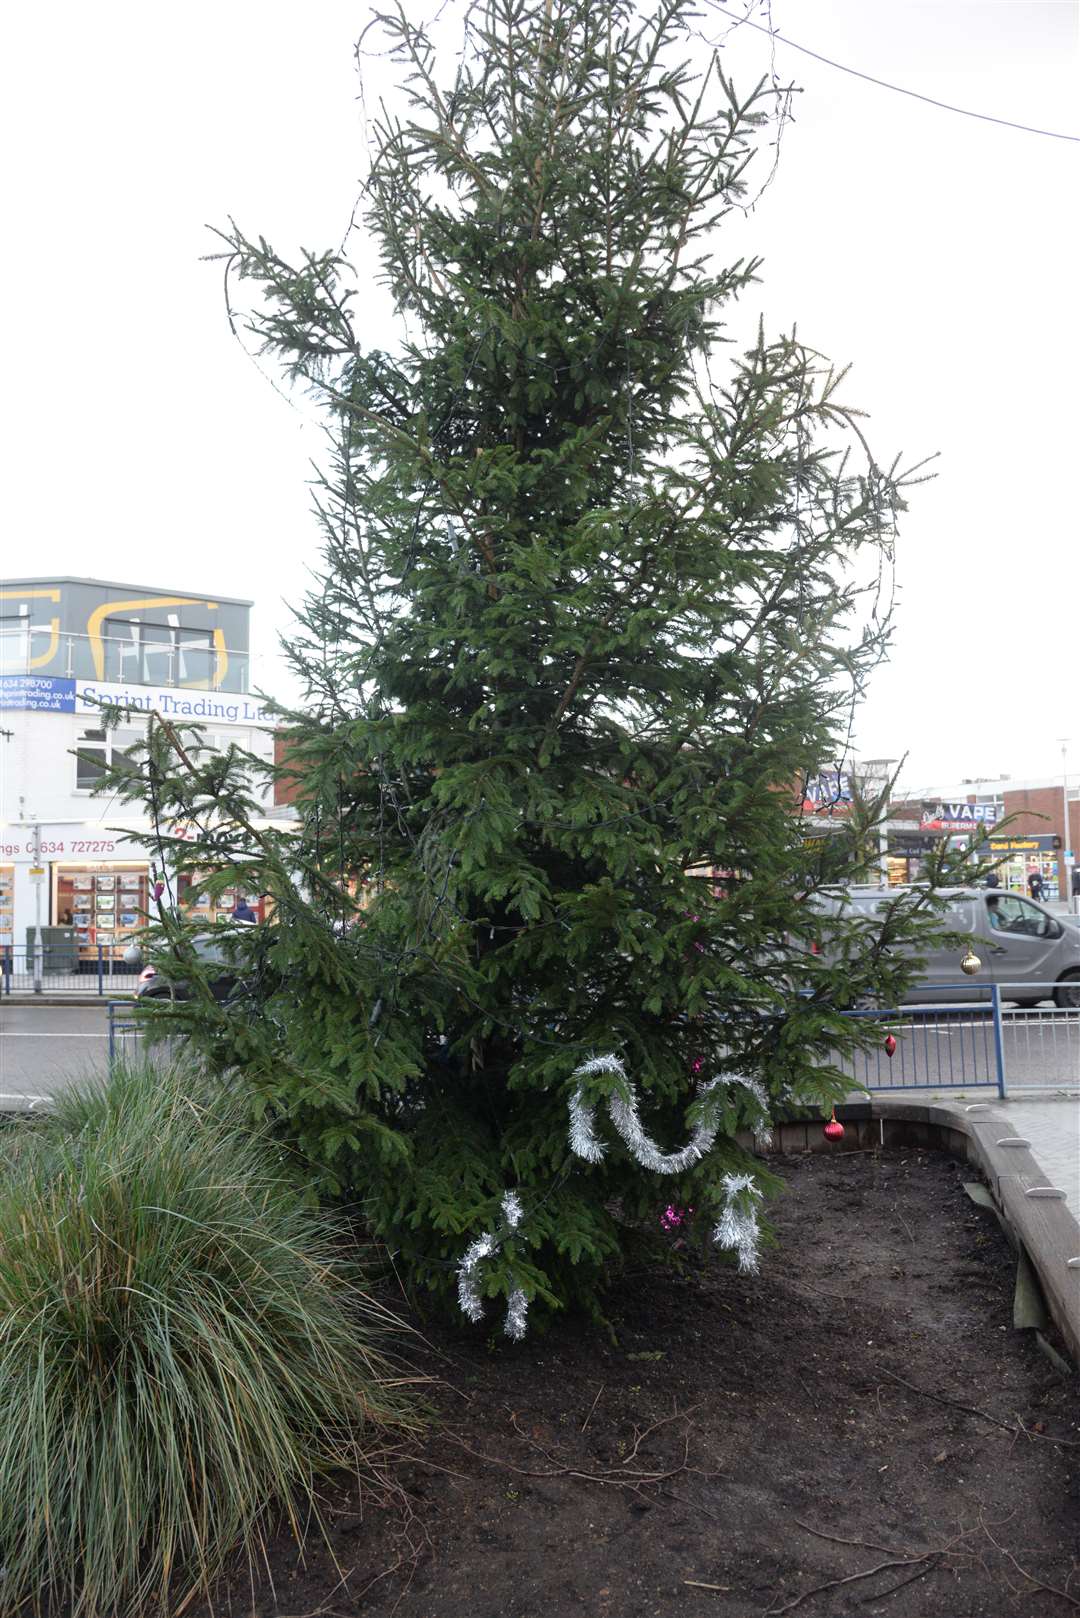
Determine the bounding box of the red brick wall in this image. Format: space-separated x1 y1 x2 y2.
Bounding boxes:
274 733 303 806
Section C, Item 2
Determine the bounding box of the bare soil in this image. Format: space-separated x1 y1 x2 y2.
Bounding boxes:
196 1147 1080 1618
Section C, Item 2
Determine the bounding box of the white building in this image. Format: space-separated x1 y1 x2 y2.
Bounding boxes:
0 577 281 963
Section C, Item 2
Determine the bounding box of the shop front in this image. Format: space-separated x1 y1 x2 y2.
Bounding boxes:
1 824 268 969
985 834 1061 897
1 823 154 965
884 832 937 885
0 865 13 945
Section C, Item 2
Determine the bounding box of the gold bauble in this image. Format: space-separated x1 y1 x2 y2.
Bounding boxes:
960 947 982 976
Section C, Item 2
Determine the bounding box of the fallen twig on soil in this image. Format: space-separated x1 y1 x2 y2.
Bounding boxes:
507 1402 701 1476
762 1554 937 1615
659 1484 721 1521
443 1428 694 1488
792 1518 912 1560
880 1369 1080 1446
684 1580 731 1590
979 1521 1080 1609
766 1523 997 1615
857 1562 934 1603
581 1383 605 1433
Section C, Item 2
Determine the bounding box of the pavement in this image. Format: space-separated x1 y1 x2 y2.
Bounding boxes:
984 1092 1080 1218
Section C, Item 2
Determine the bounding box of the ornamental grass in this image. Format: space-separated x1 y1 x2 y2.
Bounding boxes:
0 1058 419 1618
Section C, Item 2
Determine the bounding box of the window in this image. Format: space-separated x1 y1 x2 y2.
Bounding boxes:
984 894 1052 938
103 617 215 687
74 726 143 792
75 728 107 790
0 614 29 671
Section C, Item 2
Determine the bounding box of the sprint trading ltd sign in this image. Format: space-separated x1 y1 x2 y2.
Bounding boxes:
0 674 272 726
76 680 273 726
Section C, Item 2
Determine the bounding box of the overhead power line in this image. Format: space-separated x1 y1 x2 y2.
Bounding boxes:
727 12 1080 144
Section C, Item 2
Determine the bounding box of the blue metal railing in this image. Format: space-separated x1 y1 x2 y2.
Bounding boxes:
107 1000 142 1066
835 986 1005 1096
93 985 1077 1092
835 983 1079 1095
1 945 139 996
106 1001 184 1074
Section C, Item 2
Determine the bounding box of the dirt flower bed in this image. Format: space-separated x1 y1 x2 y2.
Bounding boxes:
195 1148 1079 1618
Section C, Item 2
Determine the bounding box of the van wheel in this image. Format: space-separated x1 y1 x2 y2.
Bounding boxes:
1054 971 1080 1010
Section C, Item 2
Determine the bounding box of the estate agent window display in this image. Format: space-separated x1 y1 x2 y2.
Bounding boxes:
0 866 13 946
52 863 149 965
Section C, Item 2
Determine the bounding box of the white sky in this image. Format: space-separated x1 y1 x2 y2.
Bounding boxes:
2 0 1077 795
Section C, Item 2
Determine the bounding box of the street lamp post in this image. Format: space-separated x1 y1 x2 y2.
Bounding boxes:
1059 739 1074 908
860 758 897 884
31 821 43 993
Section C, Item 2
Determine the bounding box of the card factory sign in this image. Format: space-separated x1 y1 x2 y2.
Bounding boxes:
0 674 272 726
920 801 1000 833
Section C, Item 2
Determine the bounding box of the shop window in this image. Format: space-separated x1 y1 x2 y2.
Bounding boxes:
55 865 149 961
74 726 143 792
0 866 13 944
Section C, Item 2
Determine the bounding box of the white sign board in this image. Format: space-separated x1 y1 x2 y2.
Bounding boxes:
76 679 274 727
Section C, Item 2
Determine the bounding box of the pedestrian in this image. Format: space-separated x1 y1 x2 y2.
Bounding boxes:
984 870 999 888
1027 868 1043 902
232 898 257 923
1073 866 1080 898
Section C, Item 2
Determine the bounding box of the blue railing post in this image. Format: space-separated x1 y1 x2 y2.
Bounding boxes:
2 949 9 996
97 944 104 996
990 984 1007 1098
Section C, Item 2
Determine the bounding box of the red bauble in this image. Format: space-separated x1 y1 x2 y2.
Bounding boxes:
823 1114 845 1142
884 1033 897 1058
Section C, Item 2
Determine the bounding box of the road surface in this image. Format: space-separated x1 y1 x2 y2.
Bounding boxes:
0 1004 110 1108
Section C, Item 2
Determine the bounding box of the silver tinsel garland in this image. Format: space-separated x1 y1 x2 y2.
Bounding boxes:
455 1056 770 1336
568 1054 723 1173
456 1190 530 1340
732 1074 774 1150
570 1056 766 1273
569 1055 774 1167
712 1170 763 1274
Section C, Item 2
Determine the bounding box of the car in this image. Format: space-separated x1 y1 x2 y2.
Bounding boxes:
123 934 240 1002
808 885 1080 1008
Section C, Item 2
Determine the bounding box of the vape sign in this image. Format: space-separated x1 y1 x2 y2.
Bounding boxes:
801 770 854 816
920 802 999 833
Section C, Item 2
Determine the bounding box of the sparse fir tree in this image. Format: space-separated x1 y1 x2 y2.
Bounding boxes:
102 0 975 1330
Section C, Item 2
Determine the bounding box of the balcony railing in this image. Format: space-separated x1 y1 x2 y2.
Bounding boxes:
0 631 252 694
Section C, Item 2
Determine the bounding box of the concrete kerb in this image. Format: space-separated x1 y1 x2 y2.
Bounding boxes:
765 1097 1079 1370
1 995 120 1008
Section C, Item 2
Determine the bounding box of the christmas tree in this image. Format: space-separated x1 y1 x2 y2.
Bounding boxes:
106 0 963 1331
